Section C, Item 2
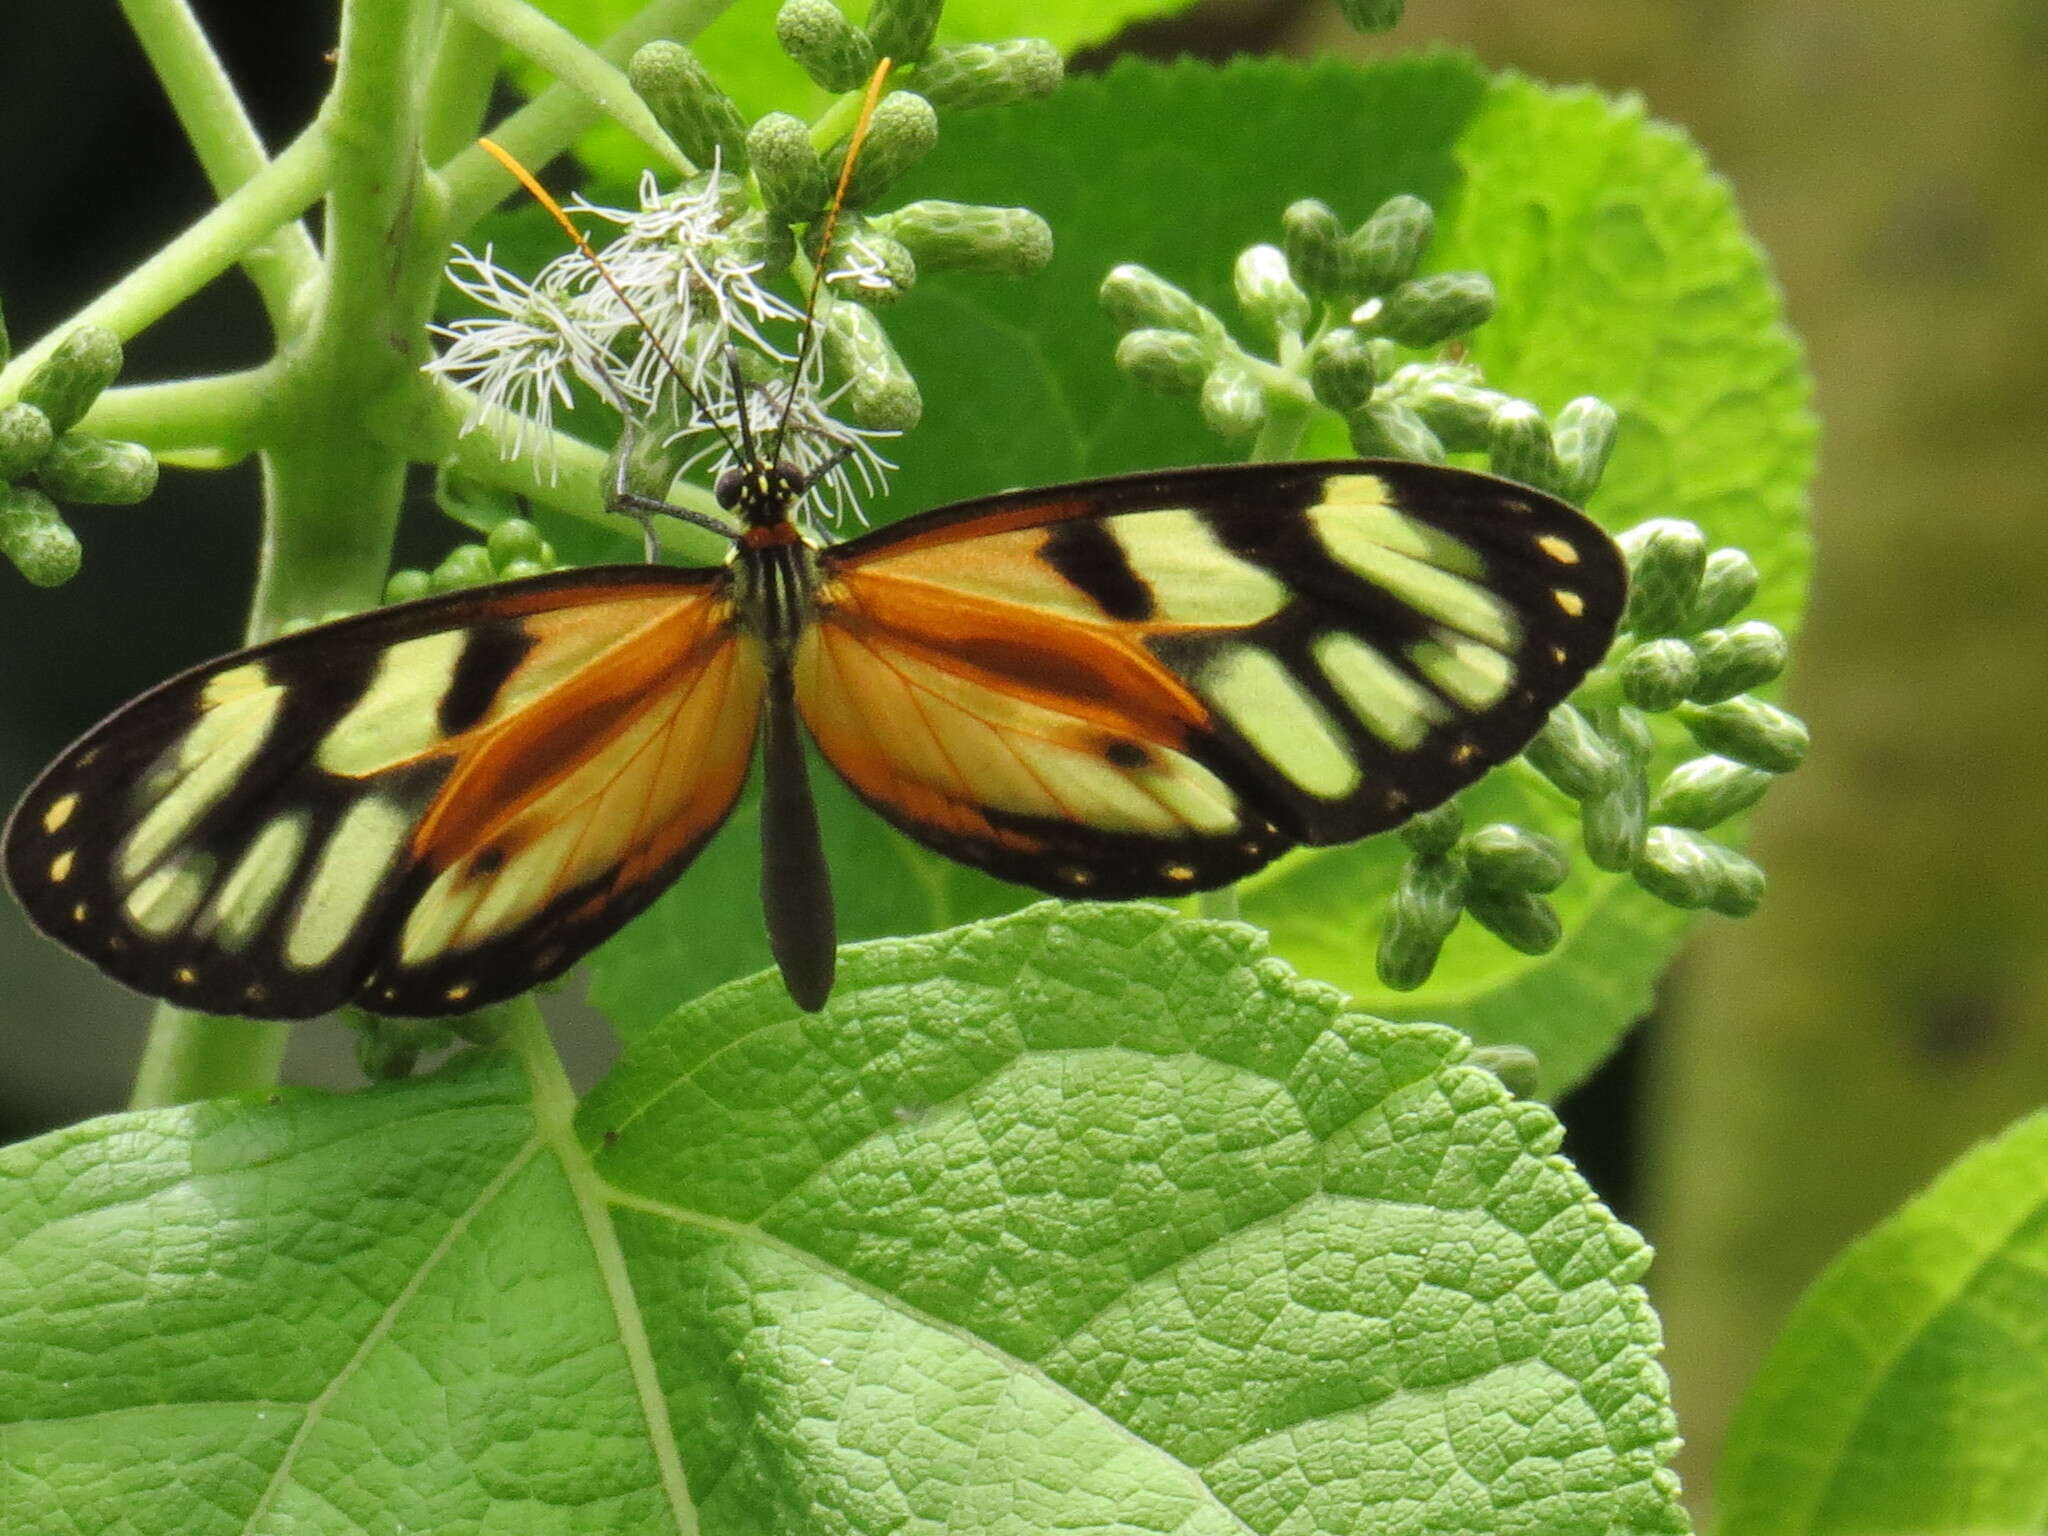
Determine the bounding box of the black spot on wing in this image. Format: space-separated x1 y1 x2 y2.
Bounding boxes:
440 619 536 734
1041 518 1154 621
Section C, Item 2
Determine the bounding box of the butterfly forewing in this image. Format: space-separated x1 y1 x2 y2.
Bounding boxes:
801 460 1625 898
4 567 760 1018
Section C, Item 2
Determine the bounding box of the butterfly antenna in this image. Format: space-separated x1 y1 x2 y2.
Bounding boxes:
475 137 741 464
770 58 893 470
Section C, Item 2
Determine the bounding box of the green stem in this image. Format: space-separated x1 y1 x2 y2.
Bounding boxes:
250 0 443 638
422 9 507 165
129 1005 289 1109
0 128 332 405
1197 887 1242 922
439 0 733 233
118 0 320 326
446 0 687 171
84 366 277 457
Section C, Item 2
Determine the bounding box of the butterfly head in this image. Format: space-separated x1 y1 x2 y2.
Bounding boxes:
716 461 811 530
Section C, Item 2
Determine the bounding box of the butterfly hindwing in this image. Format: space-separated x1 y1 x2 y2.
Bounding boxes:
4 566 760 1018
800 460 1626 898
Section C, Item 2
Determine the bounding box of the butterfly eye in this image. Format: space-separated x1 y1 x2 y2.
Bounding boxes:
714 465 748 509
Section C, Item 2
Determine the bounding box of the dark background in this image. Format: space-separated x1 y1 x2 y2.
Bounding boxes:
6 0 2045 1513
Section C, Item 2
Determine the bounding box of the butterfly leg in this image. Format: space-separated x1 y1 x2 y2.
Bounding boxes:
606 417 741 561
758 667 836 1011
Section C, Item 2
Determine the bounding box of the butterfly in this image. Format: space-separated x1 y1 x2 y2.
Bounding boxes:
4 456 1624 1017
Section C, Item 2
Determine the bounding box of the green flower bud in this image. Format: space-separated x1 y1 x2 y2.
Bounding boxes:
685 167 749 222
829 223 918 305
1619 637 1701 712
1362 271 1495 348
1281 198 1346 300
1552 395 1618 500
1233 244 1311 338
1398 797 1463 857
864 0 943 65
1466 886 1562 955
1685 547 1760 631
497 558 547 582
1306 327 1377 413
1524 702 1621 800
35 434 158 505
1407 378 1506 453
914 39 1062 110
628 41 749 173
348 1013 455 1081
1462 823 1569 893
384 568 432 605
1689 621 1787 703
1348 194 1435 295
1377 853 1467 991
431 543 497 593
1468 1043 1540 1100
1346 399 1444 463
1199 363 1266 439
20 325 123 435
0 401 54 481
749 111 829 220
1634 826 1766 916
486 517 549 570
1115 328 1213 395
823 300 923 431
1619 518 1708 637
1098 263 1219 339
882 201 1052 276
725 208 796 275
0 485 80 586
1488 400 1566 495
827 90 938 205
1336 0 1405 32
1676 696 1810 774
1603 703 1657 766
774 0 876 94
1582 762 1649 872
1650 754 1774 829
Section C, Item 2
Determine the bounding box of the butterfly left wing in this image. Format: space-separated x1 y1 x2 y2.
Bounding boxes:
793 460 1625 898
4 567 763 1018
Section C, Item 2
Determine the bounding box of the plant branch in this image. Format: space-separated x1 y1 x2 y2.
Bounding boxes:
439 0 732 234
0 128 332 406
248 0 444 638
85 367 277 458
129 1005 288 1110
422 9 507 165
118 0 321 327
446 0 687 173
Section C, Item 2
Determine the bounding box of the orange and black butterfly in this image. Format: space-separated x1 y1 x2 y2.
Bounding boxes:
4 457 1624 1015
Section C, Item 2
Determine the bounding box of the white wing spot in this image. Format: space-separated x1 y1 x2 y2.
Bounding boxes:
1537 533 1581 565
1314 632 1448 751
49 850 75 884
42 793 79 834
287 798 412 969
1553 588 1587 618
202 814 309 951
1199 646 1361 799
1109 508 1287 625
1410 632 1515 711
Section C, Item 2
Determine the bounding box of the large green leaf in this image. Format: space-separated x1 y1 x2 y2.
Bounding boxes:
587 57 1814 1095
1713 1109 2048 1535
0 906 1687 1531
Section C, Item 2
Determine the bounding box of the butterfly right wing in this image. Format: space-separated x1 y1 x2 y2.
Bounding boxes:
5 566 764 1018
